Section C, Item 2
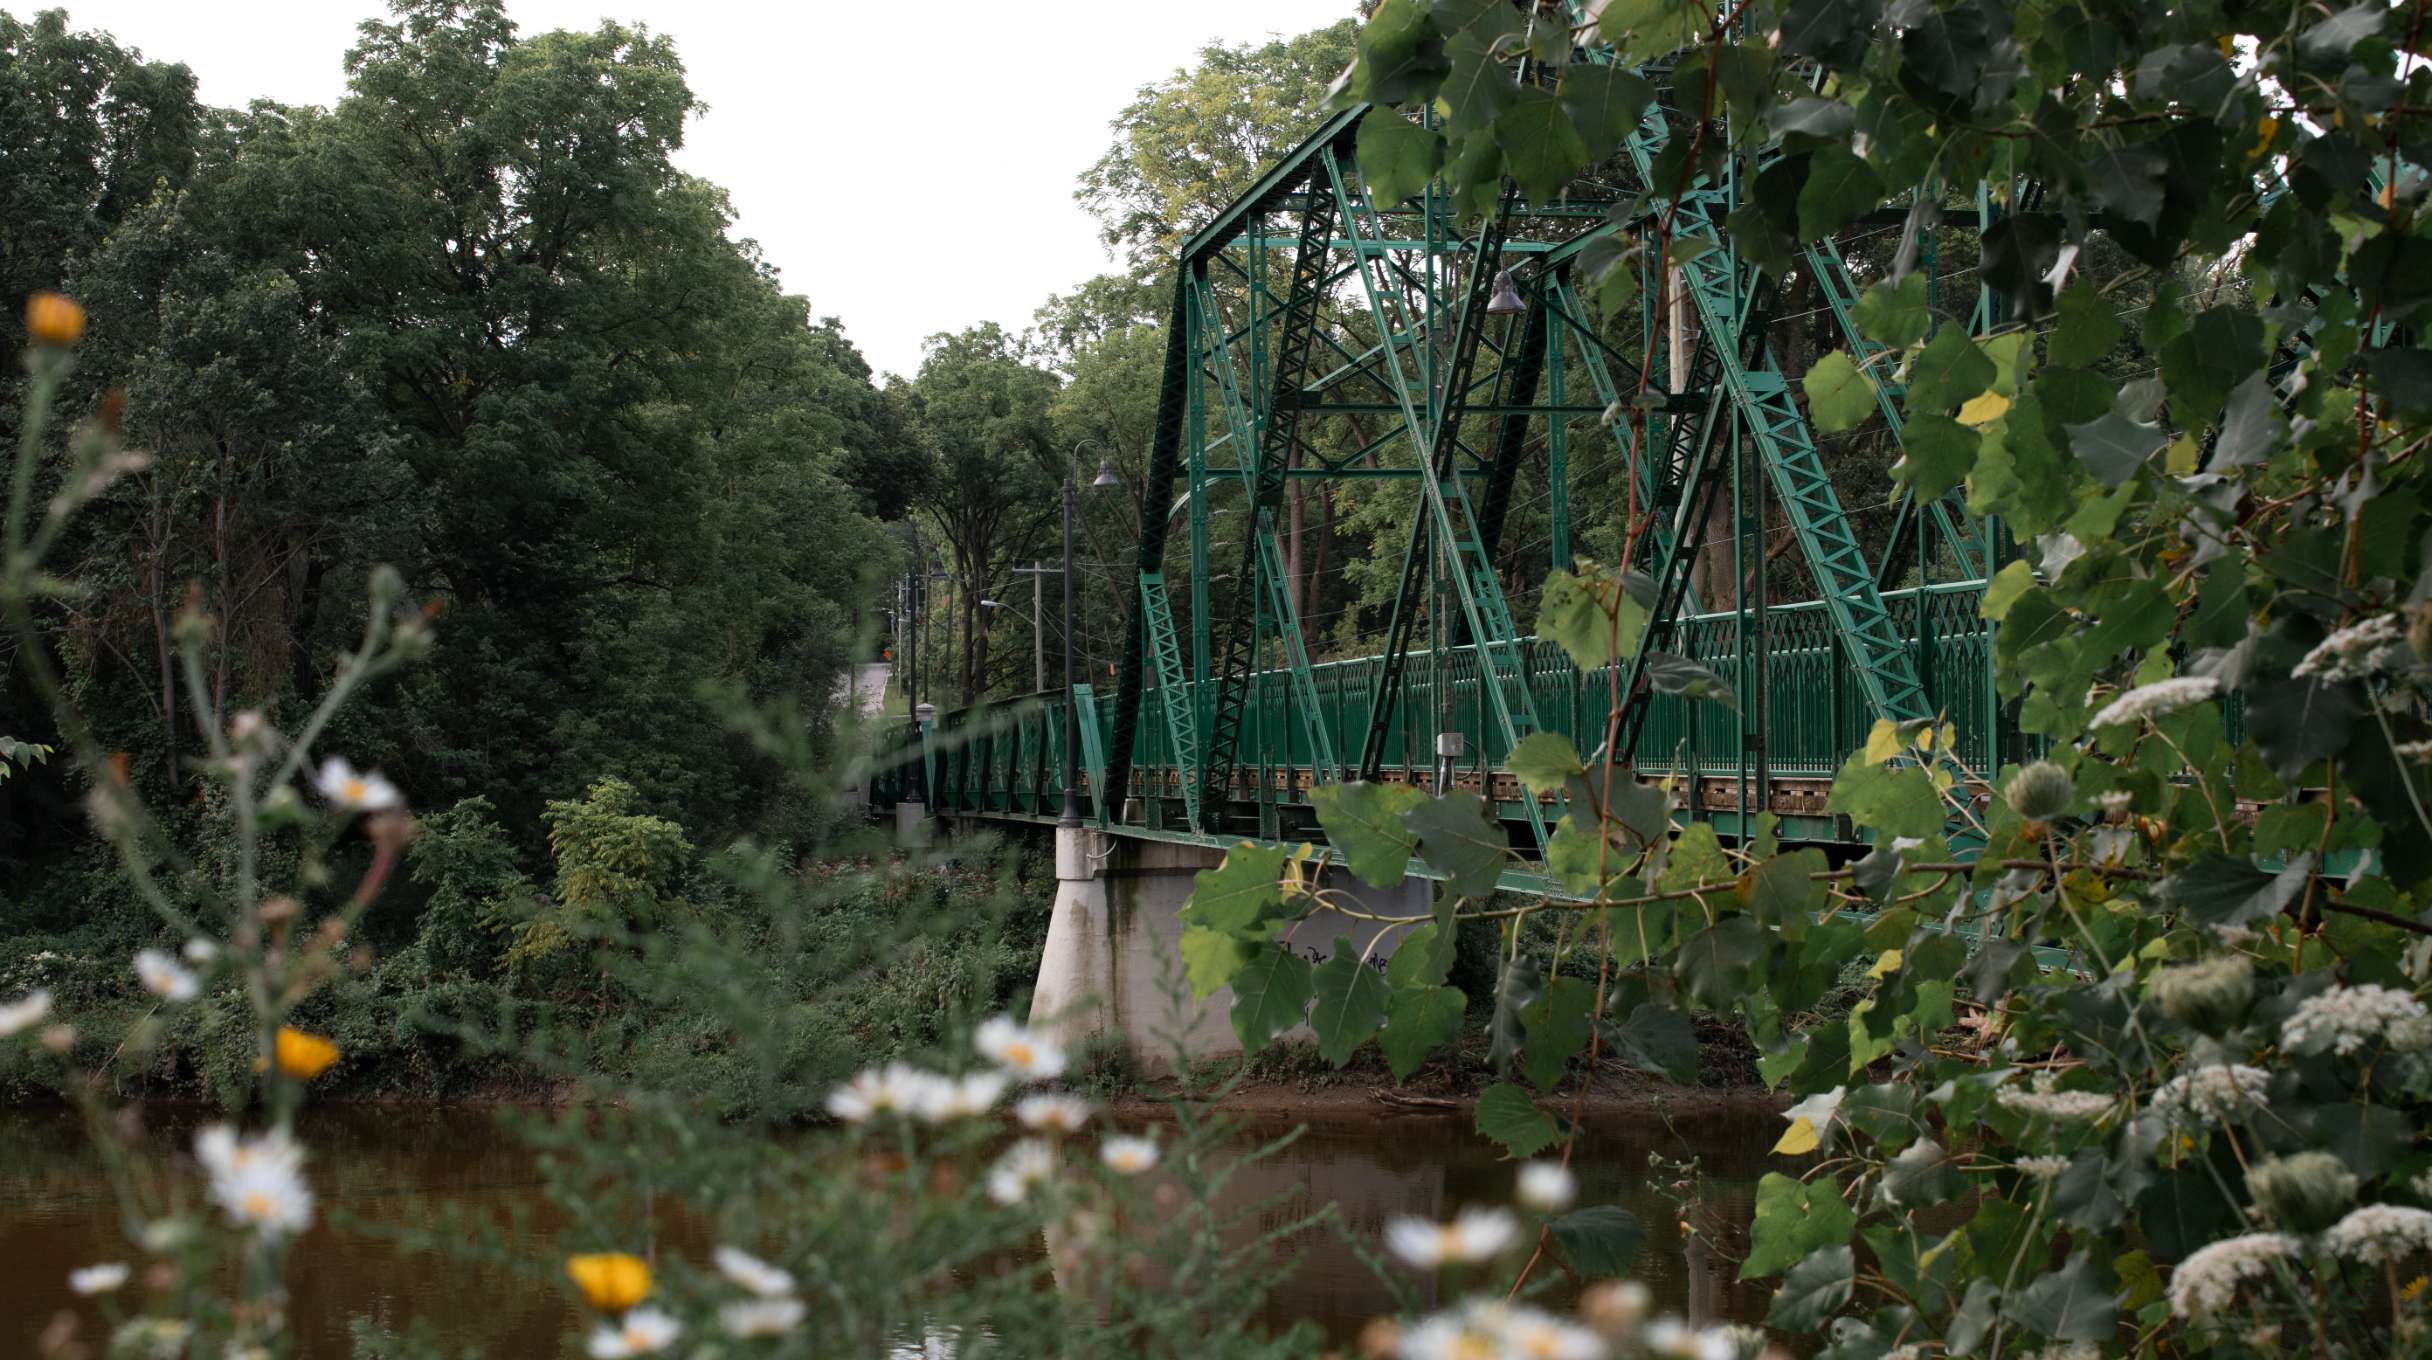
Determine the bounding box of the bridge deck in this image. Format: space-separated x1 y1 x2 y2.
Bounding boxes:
872 578 2012 852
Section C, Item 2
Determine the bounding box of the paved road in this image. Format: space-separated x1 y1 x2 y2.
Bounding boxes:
844 662 892 719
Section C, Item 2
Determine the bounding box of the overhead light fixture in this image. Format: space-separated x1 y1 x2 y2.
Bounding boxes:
1092 457 1121 489
1486 269 1526 316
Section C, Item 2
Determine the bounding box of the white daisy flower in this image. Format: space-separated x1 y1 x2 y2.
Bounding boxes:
1013 1093 1094 1134
2323 1203 2432 1265
194 1123 303 1181
180 938 219 965
1398 1306 1504 1360
313 756 401 812
712 1245 793 1298
825 1063 929 1123
133 949 197 1003
2088 676 2220 729
586 1305 681 1358
987 1138 1056 1205
719 1296 806 1339
1503 1304 1608 1360
974 1015 1066 1081
68 1262 129 1295
1641 1318 1737 1360
2097 789 2134 815
2281 984 2432 1056
0 988 52 1036
915 1070 1009 1123
2167 1231 2299 1318
1516 1160 1577 1213
211 1159 314 1236
1099 1134 1159 1175
1384 1205 1520 1268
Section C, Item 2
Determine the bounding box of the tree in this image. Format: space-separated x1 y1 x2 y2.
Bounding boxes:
903 324 1061 703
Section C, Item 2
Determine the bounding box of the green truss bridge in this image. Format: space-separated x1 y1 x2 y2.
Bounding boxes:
873 70 2023 864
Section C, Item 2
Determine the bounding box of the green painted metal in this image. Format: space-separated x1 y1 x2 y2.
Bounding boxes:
1138 571 1200 830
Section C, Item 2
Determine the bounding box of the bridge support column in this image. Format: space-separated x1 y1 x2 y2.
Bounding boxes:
1029 827 1427 1071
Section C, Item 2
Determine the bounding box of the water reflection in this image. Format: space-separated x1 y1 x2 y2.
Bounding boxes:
0 1100 1780 1354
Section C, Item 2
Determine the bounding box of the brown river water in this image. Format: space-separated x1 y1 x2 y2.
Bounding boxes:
0 1101 1783 1355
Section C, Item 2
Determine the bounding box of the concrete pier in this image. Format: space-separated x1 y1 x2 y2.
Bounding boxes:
1027 824 1427 1069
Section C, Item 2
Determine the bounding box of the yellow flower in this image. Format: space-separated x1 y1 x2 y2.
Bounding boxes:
274 1026 340 1079
567 1252 652 1312
24 291 85 347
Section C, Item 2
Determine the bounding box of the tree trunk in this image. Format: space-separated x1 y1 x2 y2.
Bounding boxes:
289 554 328 709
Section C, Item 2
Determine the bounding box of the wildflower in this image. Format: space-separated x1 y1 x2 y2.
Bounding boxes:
0 988 52 1036
1641 1318 1737 1360
110 1318 191 1360
566 1253 653 1312
975 1015 1066 1081
719 1296 806 1339
825 1063 927 1122
1013 1093 1094 1134
2293 614 2411 683
1384 1206 1520 1268
1516 1160 1578 1213
181 938 219 965
25 291 86 347
2281 984 2432 1056
1502 1305 1608 1360
1995 1074 2115 1123
68 1262 129 1295
2166 1232 2298 1318
915 1070 1008 1123
2088 676 2220 729
210 1157 314 1236
2324 1203 2432 1266
2246 1151 2358 1232
987 1138 1056 1205
2098 789 2134 815
1099 1134 1159 1175
133 949 198 1003
2015 1155 2069 1180
2155 955 2254 1035
2027 1346 2103 1360
314 756 401 812
2149 1063 2272 1127
2003 760 2075 821
1394 1308 1501 1360
713 1245 793 1297
195 1123 302 1182
1579 1279 1650 1332
585 1305 681 1358
275 1026 341 1079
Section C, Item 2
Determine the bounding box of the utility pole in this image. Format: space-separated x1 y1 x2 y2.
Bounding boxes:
1006 563 1057 694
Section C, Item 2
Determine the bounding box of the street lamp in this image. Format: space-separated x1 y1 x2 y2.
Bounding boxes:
1486 268 1527 316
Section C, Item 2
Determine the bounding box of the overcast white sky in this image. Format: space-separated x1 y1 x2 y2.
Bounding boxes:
60 0 1354 378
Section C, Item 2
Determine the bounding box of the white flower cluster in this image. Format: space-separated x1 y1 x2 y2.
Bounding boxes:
2148 1063 2271 1127
2323 1203 2432 1266
196 1123 313 1237
2167 1231 2299 1318
2281 984 2432 1056
2014 1155 2070 1180
825 1017 1159 1212
2292 614 2411 683
1996 1073 2115 1123
2088 676 2220 729
1400 1300 1608 1360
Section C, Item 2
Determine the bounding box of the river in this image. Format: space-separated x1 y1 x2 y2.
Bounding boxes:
0 1100 1783 1355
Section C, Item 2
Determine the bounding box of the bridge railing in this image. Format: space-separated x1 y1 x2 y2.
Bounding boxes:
872 579 2006 833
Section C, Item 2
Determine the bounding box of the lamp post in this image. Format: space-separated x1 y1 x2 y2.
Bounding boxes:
1063 443 1123 827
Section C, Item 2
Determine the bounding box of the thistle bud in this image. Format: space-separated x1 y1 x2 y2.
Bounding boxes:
24 292 85 347
2245 1151 2357 1232
2155 955 2254 1035
2003 760 2075 822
